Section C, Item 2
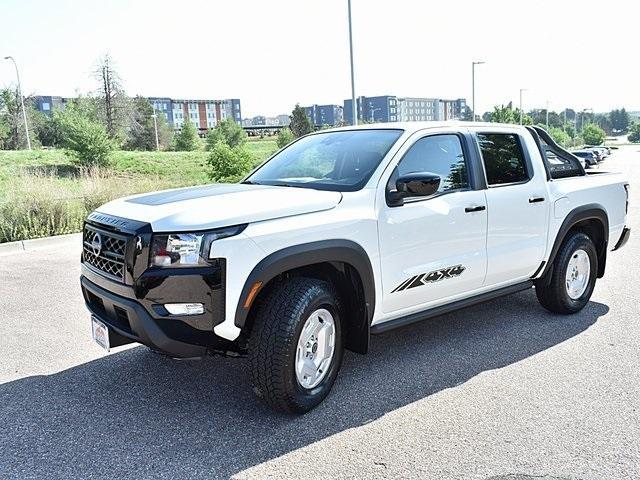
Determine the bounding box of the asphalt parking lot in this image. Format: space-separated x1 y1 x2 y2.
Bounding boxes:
1 146 639 480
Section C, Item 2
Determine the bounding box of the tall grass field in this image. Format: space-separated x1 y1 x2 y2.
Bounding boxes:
0 139 277 243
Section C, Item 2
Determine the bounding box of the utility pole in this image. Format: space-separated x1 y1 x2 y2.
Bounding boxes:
471 61 485 122
4 56 31 150
347 0 357 125
519 88 527 125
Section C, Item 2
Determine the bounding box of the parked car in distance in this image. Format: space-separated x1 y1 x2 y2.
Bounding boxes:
585 146 609 159
572 150 599 167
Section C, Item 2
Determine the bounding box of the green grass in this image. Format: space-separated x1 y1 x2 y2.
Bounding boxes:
0 138 278 242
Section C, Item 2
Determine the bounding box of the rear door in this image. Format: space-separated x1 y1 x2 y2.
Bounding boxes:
473 128 550 286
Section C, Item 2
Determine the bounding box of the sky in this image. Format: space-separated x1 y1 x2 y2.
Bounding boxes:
1 0 638 118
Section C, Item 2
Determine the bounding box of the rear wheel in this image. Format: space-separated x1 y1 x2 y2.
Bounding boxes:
536 232 597 314
248 277 344 413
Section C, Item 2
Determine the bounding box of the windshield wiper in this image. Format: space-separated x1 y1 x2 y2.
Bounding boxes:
241 180 261 185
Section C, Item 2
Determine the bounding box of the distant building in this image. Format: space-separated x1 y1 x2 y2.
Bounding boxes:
344 96 397 124
148 97 242 130
265 115 291 126
32 95 68 115
276 114 290 126
303 104 344 126
396 97 439 122
438 98 467 121
343 95 467 124
251 116 266 126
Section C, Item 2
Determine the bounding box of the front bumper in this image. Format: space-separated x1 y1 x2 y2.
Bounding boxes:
81 260 234 358
82 275 207 358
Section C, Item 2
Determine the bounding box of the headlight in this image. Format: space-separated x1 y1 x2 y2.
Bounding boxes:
150 224 246 267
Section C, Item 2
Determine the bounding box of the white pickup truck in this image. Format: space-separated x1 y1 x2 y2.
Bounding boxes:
80 122 630 413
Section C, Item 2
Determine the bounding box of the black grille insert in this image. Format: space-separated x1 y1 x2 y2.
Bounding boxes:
83 224 129 281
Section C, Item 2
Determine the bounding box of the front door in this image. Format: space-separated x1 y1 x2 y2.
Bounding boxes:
377 131 488 315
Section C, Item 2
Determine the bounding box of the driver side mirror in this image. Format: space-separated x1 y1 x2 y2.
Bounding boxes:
387 172 441 207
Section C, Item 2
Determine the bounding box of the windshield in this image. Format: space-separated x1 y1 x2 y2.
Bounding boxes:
245 129 403 191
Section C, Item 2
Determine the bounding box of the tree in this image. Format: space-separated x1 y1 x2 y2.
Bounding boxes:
548 127 571 148
460 106 473 121
93 53 129 142
206 118 247 150
610 108 630 133
0 86 36 149
206 141 254 183
628 123 640 143
54 98 114 166
489 105 516 124
581 123 606 145
276 127 294 148
173 119 200 151
124 96 172 150
32 110 64 147
289 104 313 137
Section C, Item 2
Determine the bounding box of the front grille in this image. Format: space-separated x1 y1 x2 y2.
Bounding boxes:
83 224 129 281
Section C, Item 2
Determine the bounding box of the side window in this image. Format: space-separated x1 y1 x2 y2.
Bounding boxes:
477 133 528 185
395 134 469 194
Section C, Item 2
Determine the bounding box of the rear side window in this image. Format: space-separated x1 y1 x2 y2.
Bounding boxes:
477 133 528 185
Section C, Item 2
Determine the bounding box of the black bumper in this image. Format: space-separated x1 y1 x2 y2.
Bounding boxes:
82 275 209 358
613 227 630 251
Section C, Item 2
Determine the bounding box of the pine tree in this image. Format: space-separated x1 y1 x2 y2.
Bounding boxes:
174 118 200 151
289 104 313 137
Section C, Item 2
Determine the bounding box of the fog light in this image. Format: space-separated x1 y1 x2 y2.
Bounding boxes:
164 303 204 315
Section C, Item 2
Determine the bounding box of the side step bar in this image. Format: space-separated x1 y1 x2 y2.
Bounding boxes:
370 281 534 334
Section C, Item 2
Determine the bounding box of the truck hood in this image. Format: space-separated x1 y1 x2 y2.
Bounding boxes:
95 183 342 232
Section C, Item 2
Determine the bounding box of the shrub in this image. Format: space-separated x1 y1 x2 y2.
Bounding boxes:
581 124 606 145
207 142 254 183
205 118 247 150
628 123 640 143
276 128 294 148
55 107 114 167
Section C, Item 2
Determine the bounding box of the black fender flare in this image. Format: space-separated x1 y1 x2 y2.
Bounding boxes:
539 203 609 281
234 239 376 330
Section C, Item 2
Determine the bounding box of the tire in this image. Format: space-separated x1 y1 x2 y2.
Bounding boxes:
536 232 598 314
248 277 344 414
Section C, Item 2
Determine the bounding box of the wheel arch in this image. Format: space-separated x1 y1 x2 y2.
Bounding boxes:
235 240 376 354
539 203 609 283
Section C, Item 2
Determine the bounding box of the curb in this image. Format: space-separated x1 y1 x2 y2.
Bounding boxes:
0 233 82 256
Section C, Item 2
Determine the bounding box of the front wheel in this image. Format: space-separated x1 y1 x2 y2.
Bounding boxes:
536 232 598 314
248 277 344 413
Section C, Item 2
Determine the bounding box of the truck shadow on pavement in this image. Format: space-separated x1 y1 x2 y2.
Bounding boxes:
0 291 609 479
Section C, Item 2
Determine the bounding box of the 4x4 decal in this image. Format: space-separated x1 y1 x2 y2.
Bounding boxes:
392 265 466 293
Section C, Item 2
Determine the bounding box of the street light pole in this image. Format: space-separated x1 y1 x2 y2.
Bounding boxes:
347 0 357 126
471 61 485 122
546 100 549 129
151 108 160 151
4 56 31 150
519 88 527 125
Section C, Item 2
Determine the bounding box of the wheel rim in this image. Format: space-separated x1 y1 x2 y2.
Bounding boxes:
565 249 591 300
295 308 336 389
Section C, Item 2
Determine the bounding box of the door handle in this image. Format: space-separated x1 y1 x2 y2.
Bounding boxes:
529 197 545 203
465 205 486 213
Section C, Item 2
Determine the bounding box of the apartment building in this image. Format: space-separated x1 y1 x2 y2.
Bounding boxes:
148 97 242 130
343 95 467 124
303 104 344 126
31 96 68 115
